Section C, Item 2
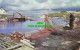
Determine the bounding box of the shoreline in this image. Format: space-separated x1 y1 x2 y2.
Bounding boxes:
0 33 10 38
0 21 80 50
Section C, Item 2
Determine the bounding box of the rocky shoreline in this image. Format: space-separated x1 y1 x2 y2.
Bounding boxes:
0 22 80 50
28 21 80 50
28 27 80 50
0 33 10 38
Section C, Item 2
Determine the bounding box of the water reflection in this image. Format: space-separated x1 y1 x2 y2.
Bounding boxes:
0 22 7 29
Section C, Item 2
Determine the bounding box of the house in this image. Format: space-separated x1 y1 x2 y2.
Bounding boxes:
0 8 28 21
13 13 26 21
0 8 7 14
0 8 7 19
40 15 45 18
7 13 27 21
76 10 80 12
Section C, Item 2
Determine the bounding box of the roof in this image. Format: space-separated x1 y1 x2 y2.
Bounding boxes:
76 10 80 12
7 13 25 19
0 8 7 14
14 13 25 18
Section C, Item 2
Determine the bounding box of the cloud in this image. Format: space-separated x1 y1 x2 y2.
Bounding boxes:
0 0 80 11
0 0 80 16
36 0 48 3
51 0 80 9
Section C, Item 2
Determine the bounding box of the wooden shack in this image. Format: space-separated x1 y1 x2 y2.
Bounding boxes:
7 13 26 22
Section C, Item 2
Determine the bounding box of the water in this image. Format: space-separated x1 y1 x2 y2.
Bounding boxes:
0 18 69 35
0 18 45 35
52 19 69 26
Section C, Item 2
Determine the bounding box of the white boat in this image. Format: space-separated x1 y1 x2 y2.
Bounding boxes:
40 15 45 19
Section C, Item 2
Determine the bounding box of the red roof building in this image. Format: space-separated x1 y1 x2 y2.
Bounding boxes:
76 10 80 12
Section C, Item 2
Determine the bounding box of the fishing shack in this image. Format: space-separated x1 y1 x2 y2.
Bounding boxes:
7 13 27 22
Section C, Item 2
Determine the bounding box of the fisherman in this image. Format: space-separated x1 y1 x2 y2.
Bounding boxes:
69 13 75 29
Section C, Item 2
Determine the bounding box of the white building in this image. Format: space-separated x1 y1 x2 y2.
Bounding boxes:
0 8 29 20
40 15 45 19
0 8 7 14
0 8 7 18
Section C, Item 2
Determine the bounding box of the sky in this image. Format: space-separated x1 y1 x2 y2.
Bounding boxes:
0 0 80 17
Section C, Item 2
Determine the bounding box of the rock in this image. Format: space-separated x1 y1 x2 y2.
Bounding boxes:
42 42 49 46
61 41 72 45
50 31 62 35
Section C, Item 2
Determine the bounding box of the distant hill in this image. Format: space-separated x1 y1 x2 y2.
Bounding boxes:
48 11 80 18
